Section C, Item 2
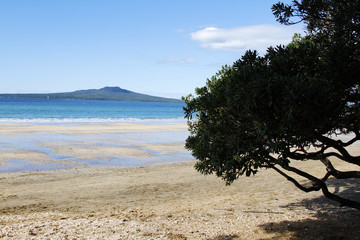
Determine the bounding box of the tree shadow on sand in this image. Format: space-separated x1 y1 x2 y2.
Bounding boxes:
259 178 360 240
209 235 240 240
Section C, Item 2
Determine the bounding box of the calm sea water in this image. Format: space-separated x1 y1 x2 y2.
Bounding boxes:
0 97 193 172
0 97 185 122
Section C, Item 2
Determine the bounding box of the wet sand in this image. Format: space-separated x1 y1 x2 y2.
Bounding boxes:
0 122 192 171
0 122 359 239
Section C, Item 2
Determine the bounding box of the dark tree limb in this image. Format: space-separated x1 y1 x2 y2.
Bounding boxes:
286 150 360 163
283 132 360 164
285 148 326 160
267 157 360 210
270 165 322 192
317 135 360 166
280 163 322 183
323 152 353 161
267 155 323 188
320 182 360 211
320 158 360 179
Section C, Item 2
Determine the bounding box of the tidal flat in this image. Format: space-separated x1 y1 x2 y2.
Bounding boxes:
0 122 193 172
0 122 359 239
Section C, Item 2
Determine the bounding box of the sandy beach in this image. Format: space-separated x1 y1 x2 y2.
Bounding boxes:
0 122 359 239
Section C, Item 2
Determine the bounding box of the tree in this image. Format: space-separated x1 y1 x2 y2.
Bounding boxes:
183 0 360 210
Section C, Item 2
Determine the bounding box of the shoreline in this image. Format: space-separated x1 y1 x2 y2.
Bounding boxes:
0 121 192 173
1 160 359 239
0 117 187 124
0 121 359 239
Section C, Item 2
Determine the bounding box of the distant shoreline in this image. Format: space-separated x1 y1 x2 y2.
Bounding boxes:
0 86 183 103
0 95 183 103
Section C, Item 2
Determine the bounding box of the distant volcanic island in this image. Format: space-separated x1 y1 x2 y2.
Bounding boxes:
0 87 182 103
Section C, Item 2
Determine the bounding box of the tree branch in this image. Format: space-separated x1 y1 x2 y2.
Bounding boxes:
280 163 322 183
266 155 323 190
270 165 322 192
318 135 360 166
268 156 360 210
284 149 359 164
285 147 326 160
320 158 360 179
320 182 360 211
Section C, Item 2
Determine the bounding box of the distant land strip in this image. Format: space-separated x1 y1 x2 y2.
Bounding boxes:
0 87 183 103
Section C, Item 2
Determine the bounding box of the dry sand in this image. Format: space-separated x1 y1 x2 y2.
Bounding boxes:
0 122 359 239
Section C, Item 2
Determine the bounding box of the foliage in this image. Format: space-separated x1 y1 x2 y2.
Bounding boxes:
184 0 360 210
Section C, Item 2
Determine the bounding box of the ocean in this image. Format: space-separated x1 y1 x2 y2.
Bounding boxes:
0 97 192 172
0 97 185 122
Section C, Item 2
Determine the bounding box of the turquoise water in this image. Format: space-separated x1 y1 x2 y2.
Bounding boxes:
0 97 185 122
0 97 193 172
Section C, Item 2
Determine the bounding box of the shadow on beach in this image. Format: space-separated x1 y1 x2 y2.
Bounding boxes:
259 178 360 240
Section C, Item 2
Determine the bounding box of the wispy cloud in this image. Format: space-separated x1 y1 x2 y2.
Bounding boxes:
158 57 195 65
190 24 303 53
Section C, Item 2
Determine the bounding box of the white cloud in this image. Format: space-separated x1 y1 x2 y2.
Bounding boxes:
190 24 303 53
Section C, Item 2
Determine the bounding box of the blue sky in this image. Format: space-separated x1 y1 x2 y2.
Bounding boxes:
0 0 303 98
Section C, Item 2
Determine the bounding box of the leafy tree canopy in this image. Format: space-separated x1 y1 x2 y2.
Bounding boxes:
184 0 360 210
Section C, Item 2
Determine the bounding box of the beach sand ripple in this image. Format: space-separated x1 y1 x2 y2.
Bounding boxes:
0 123 359 239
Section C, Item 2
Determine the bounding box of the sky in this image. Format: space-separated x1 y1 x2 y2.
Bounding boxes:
0 0 304 99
